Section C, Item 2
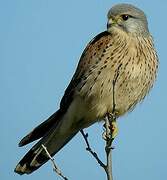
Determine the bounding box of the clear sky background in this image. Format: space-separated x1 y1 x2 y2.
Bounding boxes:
1 0 166 180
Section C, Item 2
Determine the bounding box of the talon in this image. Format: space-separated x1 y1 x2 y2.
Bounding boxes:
102 118 118 140
102 124 112 140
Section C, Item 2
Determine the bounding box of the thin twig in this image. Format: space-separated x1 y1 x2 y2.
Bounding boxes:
104 64 121 180
104 115 114 180
80 130 106 169
81 65 121 180
112 63 122 115
41 144 68 180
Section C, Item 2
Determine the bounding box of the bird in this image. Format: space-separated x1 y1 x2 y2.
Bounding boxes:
15 3 158 175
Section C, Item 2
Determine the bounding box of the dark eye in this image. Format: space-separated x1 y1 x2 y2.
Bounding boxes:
121 14 129 21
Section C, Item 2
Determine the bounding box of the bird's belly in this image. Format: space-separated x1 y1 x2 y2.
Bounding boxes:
115 79 145 115
77 56 155 121
80 74 151 120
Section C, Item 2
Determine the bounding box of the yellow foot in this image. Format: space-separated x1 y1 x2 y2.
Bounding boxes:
102 120 118 140
111 120 118 139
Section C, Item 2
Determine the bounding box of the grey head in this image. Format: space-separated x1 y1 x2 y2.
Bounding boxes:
107 4 149 36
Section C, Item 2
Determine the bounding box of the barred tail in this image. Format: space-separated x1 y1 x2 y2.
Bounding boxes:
15 109 78 175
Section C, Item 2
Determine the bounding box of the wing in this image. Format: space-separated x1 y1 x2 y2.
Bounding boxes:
18 31 112 147
60 31 112 111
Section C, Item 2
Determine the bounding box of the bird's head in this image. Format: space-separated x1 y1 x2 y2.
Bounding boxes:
107 4 149 37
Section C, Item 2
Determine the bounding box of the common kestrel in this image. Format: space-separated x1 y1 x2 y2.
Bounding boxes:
15 3 158 174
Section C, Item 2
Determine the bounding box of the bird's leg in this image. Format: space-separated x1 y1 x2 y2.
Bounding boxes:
110 119 118 139
108 112 118 139
102 112 118 140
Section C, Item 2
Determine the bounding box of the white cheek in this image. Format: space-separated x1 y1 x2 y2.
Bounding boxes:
126 21 138 33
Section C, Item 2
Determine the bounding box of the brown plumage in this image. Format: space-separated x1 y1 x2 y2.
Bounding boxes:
15 3 158 175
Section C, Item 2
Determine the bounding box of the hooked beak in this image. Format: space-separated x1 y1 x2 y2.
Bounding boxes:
107 18 117 29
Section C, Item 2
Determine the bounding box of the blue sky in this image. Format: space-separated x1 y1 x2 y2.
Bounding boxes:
1 0 167 180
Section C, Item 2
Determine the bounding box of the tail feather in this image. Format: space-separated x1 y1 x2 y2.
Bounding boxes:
14 149 43 175
14 109 79 175
15 131 77 175
19 110 62 147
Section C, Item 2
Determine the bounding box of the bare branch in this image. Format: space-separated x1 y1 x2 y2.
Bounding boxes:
80 130 106 169
104 115 114 180
41 144 68 180
103 64 121 179
81 64 121 180
112 63 122 115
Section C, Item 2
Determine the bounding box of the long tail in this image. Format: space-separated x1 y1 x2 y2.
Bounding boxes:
14 109 79 175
